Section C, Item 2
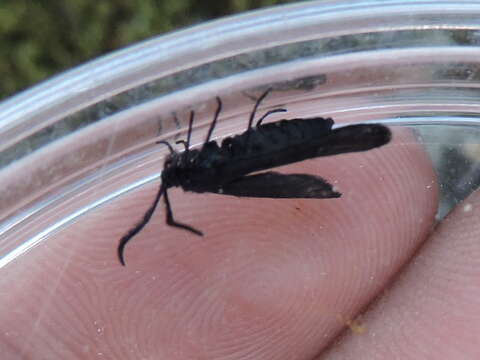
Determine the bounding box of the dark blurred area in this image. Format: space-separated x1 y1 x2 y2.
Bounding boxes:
0 0 295 100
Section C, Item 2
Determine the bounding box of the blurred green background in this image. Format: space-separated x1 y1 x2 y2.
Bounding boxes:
0 0 297 101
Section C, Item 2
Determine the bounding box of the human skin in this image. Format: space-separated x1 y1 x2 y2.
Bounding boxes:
2 129 478 359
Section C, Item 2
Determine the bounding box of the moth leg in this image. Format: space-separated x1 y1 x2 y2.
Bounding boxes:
247 87 272 130
163 188 203 236
173 111 196 151
256 108 287 127
157 140 175 154
117 183 167 266
175 140 188 151
204 97 222 143
185 110 194 150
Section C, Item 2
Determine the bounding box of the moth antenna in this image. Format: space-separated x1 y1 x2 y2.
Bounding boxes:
256 108 287 127
247 87 273 130
118 183 166 266
204 97 222 144
163 188 203 236
157 140 175 154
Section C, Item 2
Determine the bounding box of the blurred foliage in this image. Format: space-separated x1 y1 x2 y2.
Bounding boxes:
0 0 295 100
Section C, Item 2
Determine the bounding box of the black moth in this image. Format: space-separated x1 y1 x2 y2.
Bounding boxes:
118 88 391 265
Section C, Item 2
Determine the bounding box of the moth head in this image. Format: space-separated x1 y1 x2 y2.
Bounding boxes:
161 153 181 186
163 153 174 169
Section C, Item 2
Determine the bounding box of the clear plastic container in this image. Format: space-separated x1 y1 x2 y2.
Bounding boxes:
1 0 480 358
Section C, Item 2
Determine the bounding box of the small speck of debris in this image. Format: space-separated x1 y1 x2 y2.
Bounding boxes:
338 315 366 335
426 180 435 190
463 203 473 212
346 318 366 335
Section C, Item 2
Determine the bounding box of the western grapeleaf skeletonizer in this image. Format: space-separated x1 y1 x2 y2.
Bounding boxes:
118 88 391 265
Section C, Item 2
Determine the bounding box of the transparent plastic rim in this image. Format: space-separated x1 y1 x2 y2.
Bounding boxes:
1 0 480 157
2 0 480 267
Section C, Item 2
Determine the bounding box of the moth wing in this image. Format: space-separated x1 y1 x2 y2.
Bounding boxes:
217 171 341 199
315 124 391 157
